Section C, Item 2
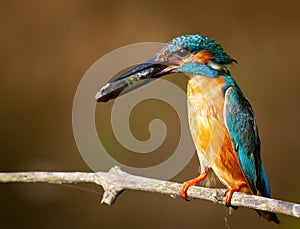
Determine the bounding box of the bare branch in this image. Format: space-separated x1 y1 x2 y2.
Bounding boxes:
0 166 299 219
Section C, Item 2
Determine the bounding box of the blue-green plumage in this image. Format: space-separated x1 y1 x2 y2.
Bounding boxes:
224 84 261 192
175 62 219 78
224 81 279 223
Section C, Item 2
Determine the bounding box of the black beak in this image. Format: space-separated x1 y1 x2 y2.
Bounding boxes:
95 59 178 102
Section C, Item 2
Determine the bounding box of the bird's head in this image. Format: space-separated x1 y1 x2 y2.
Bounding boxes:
96 34 236 102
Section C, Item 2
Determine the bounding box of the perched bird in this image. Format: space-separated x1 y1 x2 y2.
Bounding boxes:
95 34 280 224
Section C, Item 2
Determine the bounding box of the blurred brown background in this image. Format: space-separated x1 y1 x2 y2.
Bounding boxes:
1 0 300 228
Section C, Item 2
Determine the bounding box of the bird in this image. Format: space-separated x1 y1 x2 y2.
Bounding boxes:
95 34 280 224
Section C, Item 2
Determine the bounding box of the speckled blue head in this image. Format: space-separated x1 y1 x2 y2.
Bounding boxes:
161 34 236 65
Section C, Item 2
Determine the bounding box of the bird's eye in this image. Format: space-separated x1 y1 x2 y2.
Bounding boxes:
175 49 190 58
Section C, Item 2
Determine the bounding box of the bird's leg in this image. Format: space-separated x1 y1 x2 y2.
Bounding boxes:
224 181 247 206
180 172 207 199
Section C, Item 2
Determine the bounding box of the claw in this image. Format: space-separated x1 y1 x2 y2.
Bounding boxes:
224 182 247 206
180 181 192 199
179 172 207 199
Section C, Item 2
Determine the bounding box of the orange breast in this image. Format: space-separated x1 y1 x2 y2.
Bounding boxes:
187 75 252 194
213 131 252 194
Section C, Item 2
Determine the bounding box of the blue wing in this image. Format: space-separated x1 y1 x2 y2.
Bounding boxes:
223 86 271 198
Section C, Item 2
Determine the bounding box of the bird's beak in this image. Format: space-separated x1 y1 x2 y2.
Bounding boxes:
95 58 180 102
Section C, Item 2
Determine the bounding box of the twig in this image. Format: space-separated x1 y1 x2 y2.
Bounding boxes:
0 166 299 218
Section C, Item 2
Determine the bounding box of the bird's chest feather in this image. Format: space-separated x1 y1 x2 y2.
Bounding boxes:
187 75 227 167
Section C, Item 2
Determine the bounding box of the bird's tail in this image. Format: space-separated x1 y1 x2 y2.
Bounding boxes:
256 163 280 224
256 210 280 224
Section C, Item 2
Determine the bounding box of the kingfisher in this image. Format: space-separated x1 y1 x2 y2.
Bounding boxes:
95 34 280 224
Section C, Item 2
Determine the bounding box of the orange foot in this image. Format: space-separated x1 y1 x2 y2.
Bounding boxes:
180 172 207 199
225 182 247 207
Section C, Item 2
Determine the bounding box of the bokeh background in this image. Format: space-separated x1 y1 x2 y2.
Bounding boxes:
1 0 300 228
